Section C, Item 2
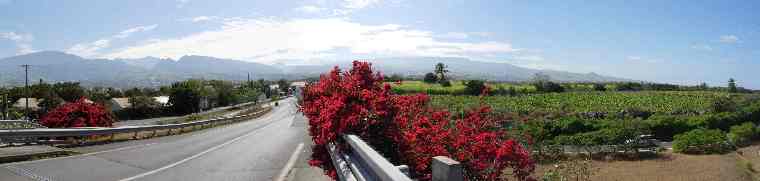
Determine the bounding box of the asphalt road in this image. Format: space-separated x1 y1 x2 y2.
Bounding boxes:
0 97 309 181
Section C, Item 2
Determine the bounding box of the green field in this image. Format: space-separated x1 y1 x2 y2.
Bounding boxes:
391 81 535 95
430 91 735 114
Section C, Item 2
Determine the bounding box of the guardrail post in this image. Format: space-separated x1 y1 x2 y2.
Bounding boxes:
432 156 464 181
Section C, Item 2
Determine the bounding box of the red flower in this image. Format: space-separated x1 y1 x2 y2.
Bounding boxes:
301 61 535 181
40 97 114 128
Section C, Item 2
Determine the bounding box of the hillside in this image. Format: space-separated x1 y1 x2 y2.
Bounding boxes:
0 51 630 87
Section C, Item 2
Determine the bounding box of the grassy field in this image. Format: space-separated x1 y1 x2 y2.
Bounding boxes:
429 91 734 114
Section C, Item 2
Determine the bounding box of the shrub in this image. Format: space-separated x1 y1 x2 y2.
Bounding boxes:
592 83 607 91
673 129 732 154
463 80 487 96
646 115 693 140
615 82 642 91
301 61 535 181
125 96 162 119
710 96 737 113
439 80 452 87
704 112 742 131
423 72 437 83
40 98 114 128
534 81 565 93
728 122 758 146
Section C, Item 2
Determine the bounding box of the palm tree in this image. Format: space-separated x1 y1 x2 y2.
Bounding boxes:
434 63 449 81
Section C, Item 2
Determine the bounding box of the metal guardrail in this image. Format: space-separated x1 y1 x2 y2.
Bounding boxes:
330 134 413 181
0 107 270 144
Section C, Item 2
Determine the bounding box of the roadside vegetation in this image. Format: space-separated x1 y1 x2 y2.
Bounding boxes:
302 61 760 180
0 78 290 128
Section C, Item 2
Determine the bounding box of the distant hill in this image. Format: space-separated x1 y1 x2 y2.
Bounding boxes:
276 57 630 82
0 51 630 88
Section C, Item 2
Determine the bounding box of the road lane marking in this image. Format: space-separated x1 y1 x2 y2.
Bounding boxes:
118 111 289 181
0 143 158 167
274 143 305 181
5 165 56 181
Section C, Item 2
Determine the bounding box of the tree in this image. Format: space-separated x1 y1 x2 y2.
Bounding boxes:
106 87 123 98
127 96 161 118
699 82 709 90
52 82 86 102
169 80 203 115
38 92 63 113
434 62 449 81
463 80 487 96
728 78 738 93
124 87 143 97
592 83 607 91
532 73 564 93
423 73 438 83
209 80 236 106
277 79 290 94
40 98 114 128
384 74 404 82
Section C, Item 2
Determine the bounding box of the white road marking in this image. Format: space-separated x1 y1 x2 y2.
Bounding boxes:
274 143 305 181
0 143 157 167
5 165 55 181
118 111 287 181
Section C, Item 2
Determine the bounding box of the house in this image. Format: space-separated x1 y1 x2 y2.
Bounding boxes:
12 98 40 111
154 96 170 106
291 81 307 101
109 96 171 112
269 84 279 91
109 98 131 112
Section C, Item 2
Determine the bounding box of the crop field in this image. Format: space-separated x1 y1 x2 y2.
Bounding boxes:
391 81 535 94
429 91 735 114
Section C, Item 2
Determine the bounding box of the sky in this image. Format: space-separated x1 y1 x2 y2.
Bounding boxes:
0 0 758 88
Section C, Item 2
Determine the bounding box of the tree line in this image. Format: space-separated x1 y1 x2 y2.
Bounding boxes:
0 78 290 121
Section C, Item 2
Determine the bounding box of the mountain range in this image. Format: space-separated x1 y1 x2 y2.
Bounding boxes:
0 51 630 88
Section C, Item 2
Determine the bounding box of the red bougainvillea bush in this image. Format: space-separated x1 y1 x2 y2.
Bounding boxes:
301 61 535 181
40 97 114 128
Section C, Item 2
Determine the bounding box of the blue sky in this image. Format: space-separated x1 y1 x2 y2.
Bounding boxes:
0 0 758 88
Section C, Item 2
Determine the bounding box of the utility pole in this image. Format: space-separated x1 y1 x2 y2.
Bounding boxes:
247 72 252 88
1 93 6 120
20 64 30 121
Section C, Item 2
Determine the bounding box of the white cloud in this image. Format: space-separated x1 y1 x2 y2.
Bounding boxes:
691 44 713 51
719 35 739 43
329 0 383 16
190 16 221 23
103 18 519 62
67 25 157 57
0 32 31 42
626 56 660 63
343 0 380 9
0 32 36 55
437 32 469 39
295 6 325 13
115 24 158 39
67 39 110 58
514 55 544 61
